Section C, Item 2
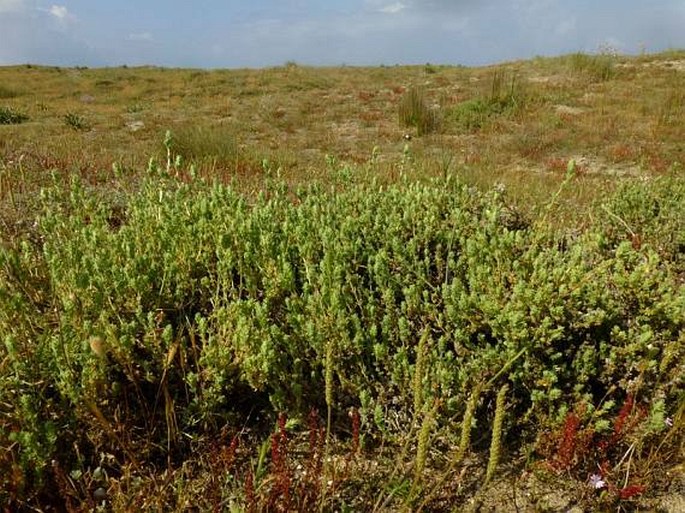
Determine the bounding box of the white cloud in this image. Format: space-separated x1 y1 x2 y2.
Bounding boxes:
35 4 75 25
379 2 406 14
3 0 685 69
128 32 153 42
49 4 69 20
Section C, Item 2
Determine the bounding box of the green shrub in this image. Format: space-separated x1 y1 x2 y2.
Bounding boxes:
0 106 29 124
595 175 685 271
63 112 89 130
450 98 495 131
450 70 528 131
1 169 682 506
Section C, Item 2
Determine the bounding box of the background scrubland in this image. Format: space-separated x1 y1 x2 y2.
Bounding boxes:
0 50 684 512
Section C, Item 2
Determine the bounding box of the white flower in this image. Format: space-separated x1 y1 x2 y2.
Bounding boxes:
589 474 606 490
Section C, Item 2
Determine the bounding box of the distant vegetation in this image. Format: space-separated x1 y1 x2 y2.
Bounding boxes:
567 51 616 81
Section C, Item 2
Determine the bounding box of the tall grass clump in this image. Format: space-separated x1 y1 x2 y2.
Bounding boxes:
398 86 441 135
657 87 685 126
0 85 21 99
568 51 616 81
167 124 239 165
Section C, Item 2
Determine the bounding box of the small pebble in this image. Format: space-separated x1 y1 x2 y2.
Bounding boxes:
94 487 107 501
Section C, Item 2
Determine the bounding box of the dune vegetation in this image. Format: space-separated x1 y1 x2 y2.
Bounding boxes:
1 50 684 512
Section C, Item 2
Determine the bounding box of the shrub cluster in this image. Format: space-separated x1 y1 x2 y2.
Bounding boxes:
0 171 683 505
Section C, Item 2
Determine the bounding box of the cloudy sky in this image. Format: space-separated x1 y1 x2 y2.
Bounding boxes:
1 0 683 68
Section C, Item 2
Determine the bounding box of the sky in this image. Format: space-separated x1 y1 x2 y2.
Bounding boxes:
1 1 683 68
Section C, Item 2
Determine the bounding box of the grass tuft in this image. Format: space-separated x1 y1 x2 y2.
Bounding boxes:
398 86 441 136
0 106 29 125
168 124 239 165
568 52 616 81
0 85 21 99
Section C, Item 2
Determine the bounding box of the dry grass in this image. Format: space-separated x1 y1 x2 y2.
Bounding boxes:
0 51 683 229
0 51 681 199
0 52 682 243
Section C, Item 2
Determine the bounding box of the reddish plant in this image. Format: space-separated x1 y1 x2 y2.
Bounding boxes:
206 432 240 508
308 408 321 455
244 470 256 513
269 412 291 511
213 432 239 474
299 408 325 507
613 394 634 439
307 409 325 474
350 407 361 457
619 484 646 500
552 411 581 471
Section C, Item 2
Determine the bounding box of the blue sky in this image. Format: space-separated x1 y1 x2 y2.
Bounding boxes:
1 1 683 68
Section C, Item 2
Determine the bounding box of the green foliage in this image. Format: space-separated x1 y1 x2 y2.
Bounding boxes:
398 86 440 136
63 111 89 130
597 175 685 271
0 106 29 124
1 168 683 507
450 98 494 131
450 70 528 131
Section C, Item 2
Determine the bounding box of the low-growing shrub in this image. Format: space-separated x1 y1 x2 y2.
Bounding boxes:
450 70 529 131
63 111 90 131
0 106 29 124
0 167 682 509
596 175 685 271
